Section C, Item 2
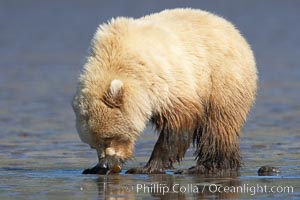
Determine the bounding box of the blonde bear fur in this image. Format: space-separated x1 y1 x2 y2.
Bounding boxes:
72 8 257 174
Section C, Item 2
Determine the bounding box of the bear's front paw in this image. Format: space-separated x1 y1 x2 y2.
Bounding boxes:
174 165 206 174
175 165 239 175
126 167 166 174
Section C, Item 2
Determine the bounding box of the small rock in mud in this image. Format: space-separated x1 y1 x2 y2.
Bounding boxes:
82 166 109 174
258 165 280 176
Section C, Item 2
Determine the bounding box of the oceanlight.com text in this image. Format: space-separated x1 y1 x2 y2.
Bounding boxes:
123 183 294 196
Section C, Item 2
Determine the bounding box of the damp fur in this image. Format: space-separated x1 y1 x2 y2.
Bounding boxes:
72 8 257 174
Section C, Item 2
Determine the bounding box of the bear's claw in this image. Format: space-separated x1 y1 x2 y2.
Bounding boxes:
174 165 206 174
126 167 166 174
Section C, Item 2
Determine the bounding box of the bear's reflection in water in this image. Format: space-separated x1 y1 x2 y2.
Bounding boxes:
95 173 241 200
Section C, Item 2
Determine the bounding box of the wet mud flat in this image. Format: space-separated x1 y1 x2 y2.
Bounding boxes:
0 129 299 199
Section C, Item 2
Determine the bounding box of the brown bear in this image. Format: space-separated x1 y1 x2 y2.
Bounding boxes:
72 8 257 174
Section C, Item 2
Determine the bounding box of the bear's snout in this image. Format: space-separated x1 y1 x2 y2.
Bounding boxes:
105 147 116 156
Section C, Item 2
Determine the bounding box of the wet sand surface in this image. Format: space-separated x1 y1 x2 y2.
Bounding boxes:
0 1 299 199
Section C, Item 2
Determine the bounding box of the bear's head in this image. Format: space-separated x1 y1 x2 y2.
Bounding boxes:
72 79 145 170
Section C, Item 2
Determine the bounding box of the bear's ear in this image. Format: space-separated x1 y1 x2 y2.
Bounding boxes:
103 79 124 108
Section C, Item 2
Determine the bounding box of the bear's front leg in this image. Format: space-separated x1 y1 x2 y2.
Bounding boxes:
126 129 192 174
125 140 171 174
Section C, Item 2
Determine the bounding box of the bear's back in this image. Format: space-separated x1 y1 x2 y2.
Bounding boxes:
130 8 256 102
87 8 256 112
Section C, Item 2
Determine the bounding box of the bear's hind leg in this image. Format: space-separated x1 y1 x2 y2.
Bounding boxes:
126 128 192 174
175 98 246 175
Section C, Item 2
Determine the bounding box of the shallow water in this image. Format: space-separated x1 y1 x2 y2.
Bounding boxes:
1 1 299 199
